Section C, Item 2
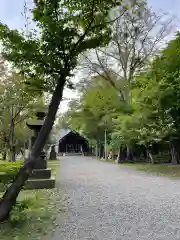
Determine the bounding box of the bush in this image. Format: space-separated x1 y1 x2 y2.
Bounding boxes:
0 161 23 191
9 197 36 226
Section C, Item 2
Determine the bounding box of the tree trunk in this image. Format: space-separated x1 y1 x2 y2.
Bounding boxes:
99 144 104 158
0 78 66 222
96 141 99 159
147 149 154 164
8 106 15 162
126 145 134 162
11 121 16 162
170 140 180 165
2 152 6 160
3 146 7 161
2 134 8 160
116 145 126 163
143 147 147 162
116 148 121 163
11 146 16 163
20 148 24 157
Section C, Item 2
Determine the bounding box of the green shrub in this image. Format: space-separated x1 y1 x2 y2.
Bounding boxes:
0 161 23 191
9 197 37 226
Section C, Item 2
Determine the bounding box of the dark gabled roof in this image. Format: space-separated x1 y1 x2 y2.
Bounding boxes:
58 129 88 143
57 128 71 142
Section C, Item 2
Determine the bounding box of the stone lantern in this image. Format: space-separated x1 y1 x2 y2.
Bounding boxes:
25 111 55 189
49 145 57 160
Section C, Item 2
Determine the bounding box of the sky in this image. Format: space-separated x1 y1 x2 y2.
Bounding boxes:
0 0 180 29
0 0 180 112
148 0 180 17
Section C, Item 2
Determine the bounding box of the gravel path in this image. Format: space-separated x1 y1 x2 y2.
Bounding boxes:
50 156 180 240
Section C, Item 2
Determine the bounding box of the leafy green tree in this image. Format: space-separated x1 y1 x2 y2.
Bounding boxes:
13 121 30 157
82 1 173 161
66 32 180 164
60 76 124 157
0 0 123 221
111 53 178 163
83 1 173 102
150 33 180 163
0 72 42 162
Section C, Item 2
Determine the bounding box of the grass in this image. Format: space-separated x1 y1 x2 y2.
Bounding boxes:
122 163 180 178
103 159 116 163
0 159 62 240
0 189 64 240
99 158 180 179
48 160 60 177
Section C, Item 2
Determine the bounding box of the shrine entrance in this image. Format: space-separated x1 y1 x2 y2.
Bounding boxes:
58 130 90 155
66 144 83 153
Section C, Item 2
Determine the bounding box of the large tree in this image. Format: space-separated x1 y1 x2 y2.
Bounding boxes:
0 0 123 221
83 1 173 102
150 33 180 164
81 1 173 161
83 0 173 159
0 72 43 161
60 75 124 157
111 70 175 163
110 32 180 164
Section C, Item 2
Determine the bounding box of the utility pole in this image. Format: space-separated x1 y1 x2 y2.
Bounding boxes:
104 128 107 160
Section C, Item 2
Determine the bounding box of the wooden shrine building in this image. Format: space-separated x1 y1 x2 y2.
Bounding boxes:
57 129 90 156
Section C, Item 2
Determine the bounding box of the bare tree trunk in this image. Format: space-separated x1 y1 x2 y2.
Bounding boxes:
2 133 8 160
116 145 126 163
170 142 176 164
0 78 66 221
11 146 16 163
20 148 24 156
8 106 15 162
143 147 148 162
126 145 134 162
96 140 99 159
116 147 121 163
2 151 6 161
97 141 102 159
170 140 180 165
147 149 154 164
11 120 16 162
99 144 104 158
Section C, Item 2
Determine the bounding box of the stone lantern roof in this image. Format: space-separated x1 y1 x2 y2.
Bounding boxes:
26 111 46 131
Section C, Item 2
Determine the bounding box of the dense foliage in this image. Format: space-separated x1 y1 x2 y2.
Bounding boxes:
59 32 180 164
0 0 124 221
0 63 47 161
0 0 179 223
0 161 23 192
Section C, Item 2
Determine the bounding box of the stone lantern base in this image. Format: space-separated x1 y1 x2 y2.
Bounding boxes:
25 152 55 190
25 111 56 189
25 172 55 189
